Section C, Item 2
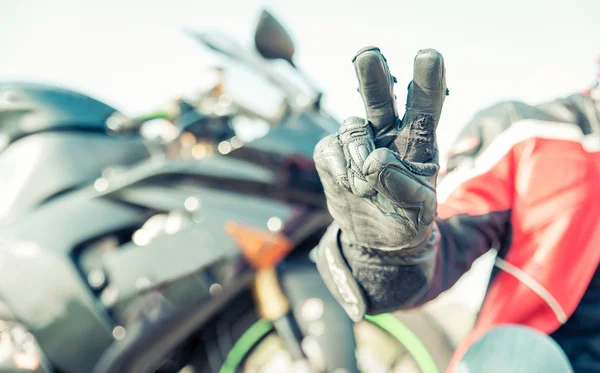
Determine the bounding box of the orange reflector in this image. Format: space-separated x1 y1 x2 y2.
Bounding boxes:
13 352 40 371
225 221 292 268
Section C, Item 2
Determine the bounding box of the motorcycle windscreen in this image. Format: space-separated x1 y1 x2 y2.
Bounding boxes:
215 59 287 128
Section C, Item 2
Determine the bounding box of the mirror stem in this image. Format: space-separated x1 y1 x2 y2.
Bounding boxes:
291 64 323 110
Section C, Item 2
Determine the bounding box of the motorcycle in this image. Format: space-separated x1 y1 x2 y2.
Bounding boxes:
0 10 455 373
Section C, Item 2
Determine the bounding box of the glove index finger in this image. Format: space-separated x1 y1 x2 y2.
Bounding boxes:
353 46 399 134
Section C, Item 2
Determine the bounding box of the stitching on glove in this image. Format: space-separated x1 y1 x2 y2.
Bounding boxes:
336 175 350 189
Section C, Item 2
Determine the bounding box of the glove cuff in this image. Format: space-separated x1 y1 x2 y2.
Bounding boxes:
317 222 440 319
315 223 368 321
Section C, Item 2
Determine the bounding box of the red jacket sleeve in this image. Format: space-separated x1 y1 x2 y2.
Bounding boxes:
409 101 528 305
411 98 569 305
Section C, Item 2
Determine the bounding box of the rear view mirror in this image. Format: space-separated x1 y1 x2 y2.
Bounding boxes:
254 10 295 66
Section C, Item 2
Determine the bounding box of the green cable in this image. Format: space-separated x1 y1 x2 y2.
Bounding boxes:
219 319 273 373
365 313 439 373
138 110 172 121
220 313 439 373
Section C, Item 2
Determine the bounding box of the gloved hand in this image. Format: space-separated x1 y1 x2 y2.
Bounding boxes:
314 46 447 321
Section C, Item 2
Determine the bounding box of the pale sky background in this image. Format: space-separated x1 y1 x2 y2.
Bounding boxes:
1 0 599 152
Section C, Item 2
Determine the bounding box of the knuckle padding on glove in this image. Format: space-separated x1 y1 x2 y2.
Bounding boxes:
339 117 376 197
363 148 437 227
314 135 350 190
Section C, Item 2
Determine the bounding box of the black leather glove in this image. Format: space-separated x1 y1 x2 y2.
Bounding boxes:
314 46 447 321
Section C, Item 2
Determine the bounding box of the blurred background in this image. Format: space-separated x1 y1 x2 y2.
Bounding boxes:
2 0 599 152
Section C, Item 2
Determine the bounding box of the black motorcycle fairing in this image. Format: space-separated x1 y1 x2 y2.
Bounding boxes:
95 153 326 209
0 81 117 143
97 155 277 196
257 110 338 158
231 109 337 163
100 181 301 324
225 109 337 202
0 61 337 371
91 269 256 373
0 131 148 223
0 192 148 373
0 150 320 373
91 213 334 373
86 169 333 372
